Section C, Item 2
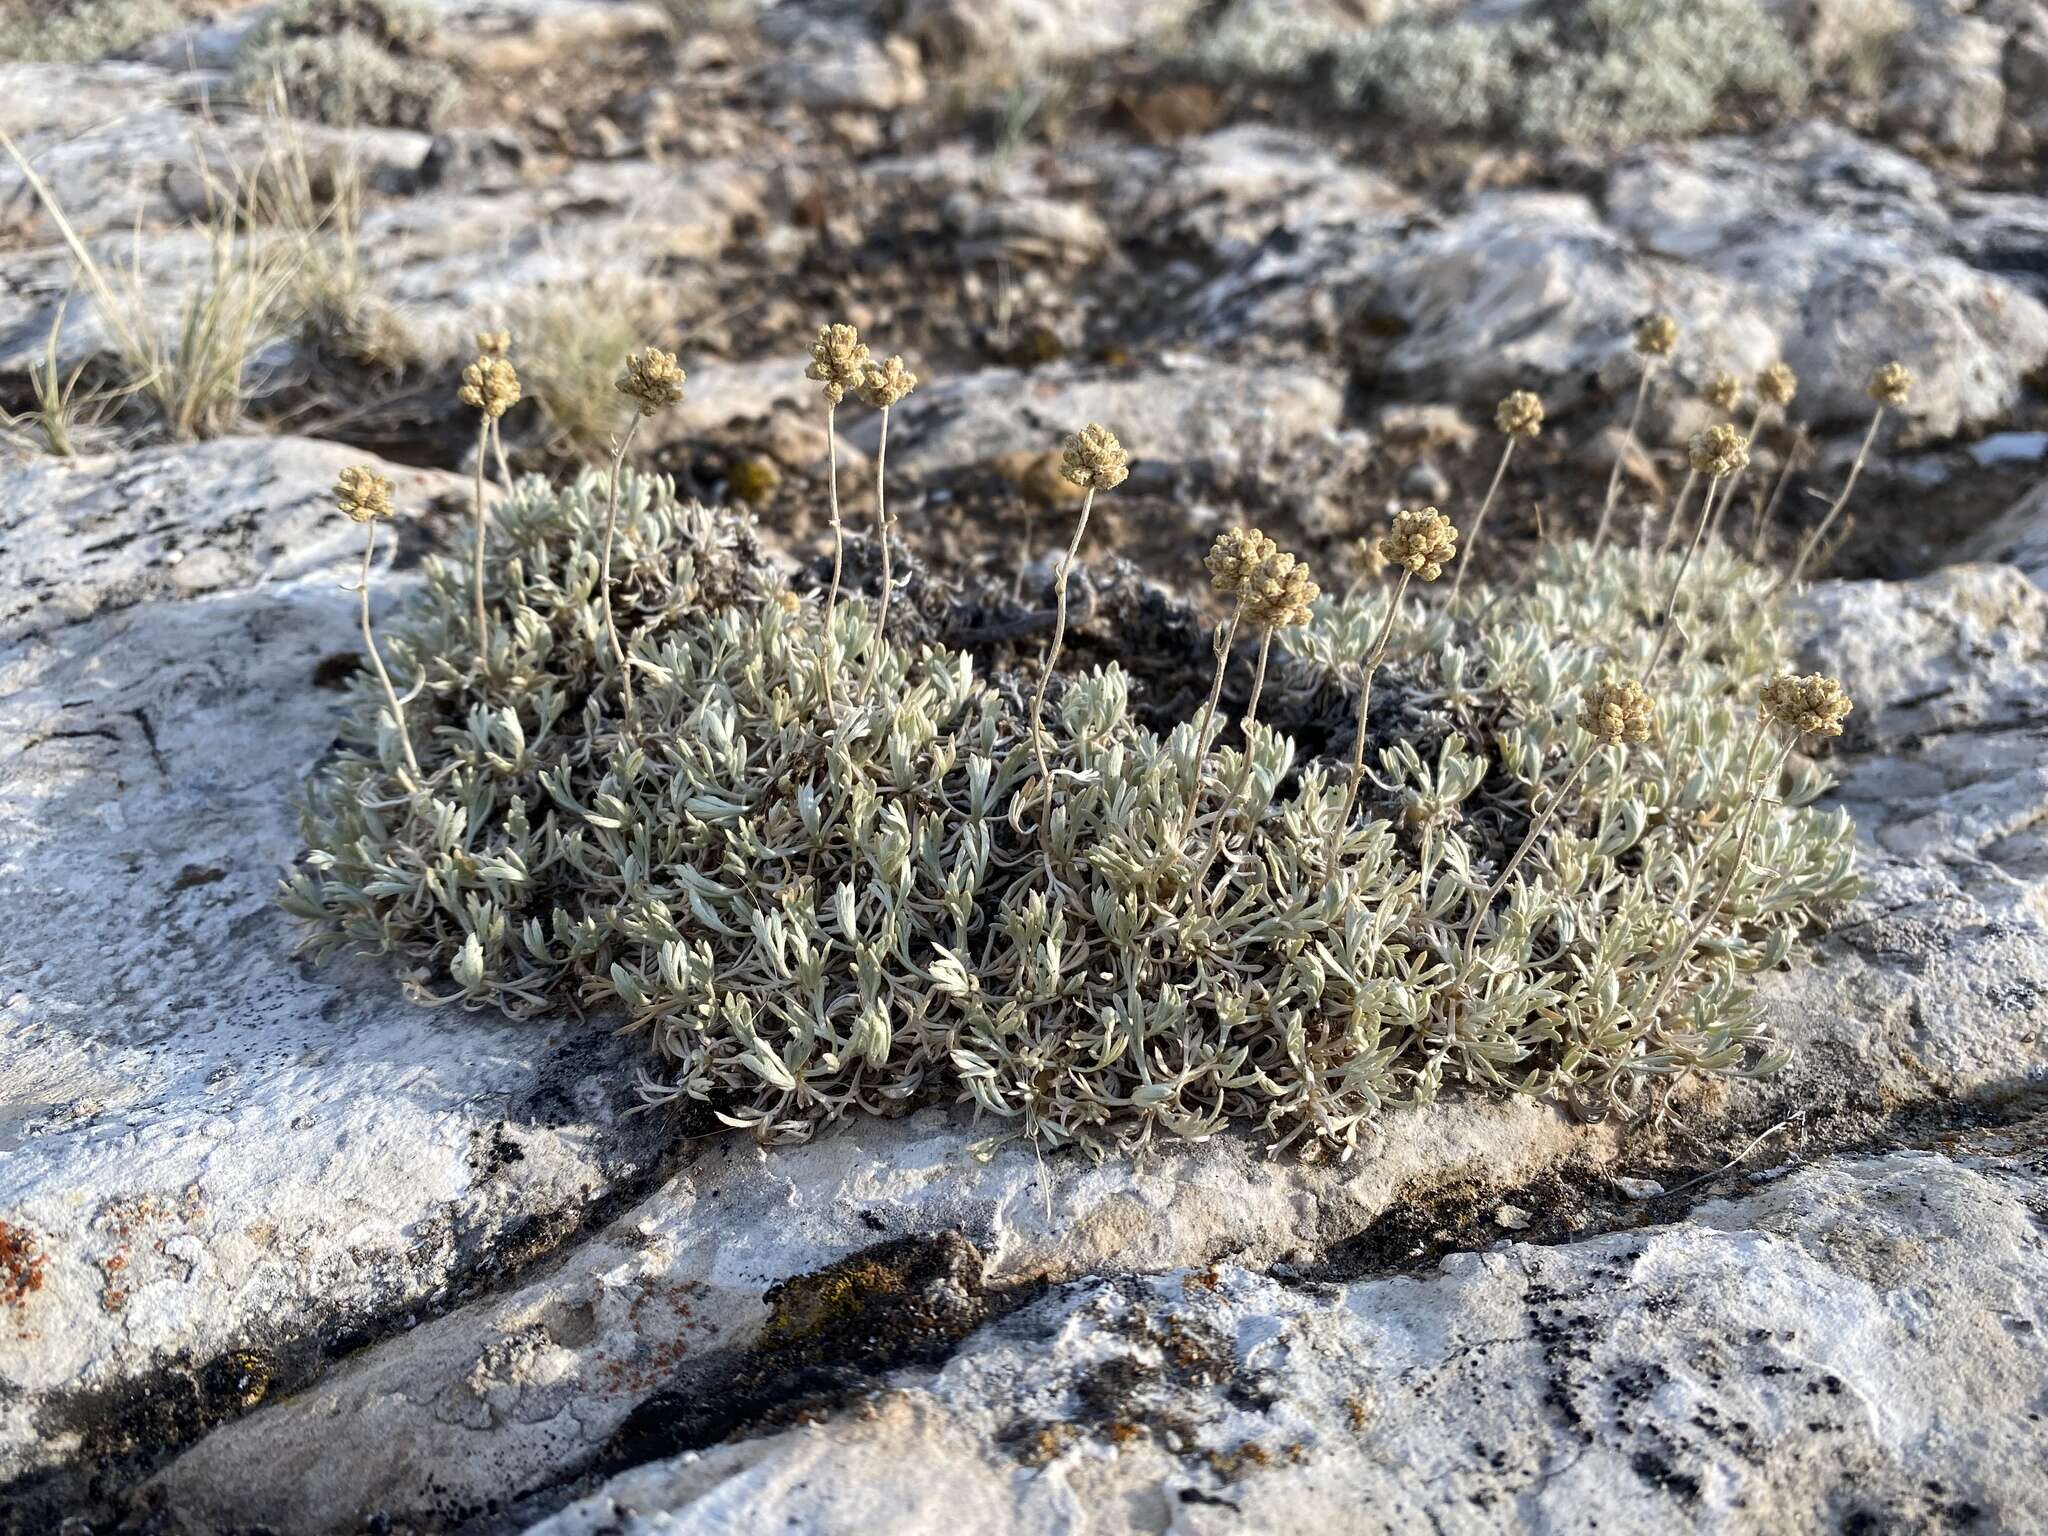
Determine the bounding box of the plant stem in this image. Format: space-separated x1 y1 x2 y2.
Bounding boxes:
1323 569 1413 879
601 413 643 718
1029 485 1096 862
1176 598 1244 846
471 417 491 673
1655 469 1698 563
358 523 419 780
490 416 512 489
821 400 844 711
1461 748 1590 967
857 404 894 701
1778 406 1883 594
1592 360 1654 555
1195 625 1274 903
1642 475 1723 682
1750 423 1804 560
1639 732 1796 1029
1449 440 1515 604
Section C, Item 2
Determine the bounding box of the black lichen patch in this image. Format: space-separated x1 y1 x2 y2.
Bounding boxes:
594 1231 1000 1479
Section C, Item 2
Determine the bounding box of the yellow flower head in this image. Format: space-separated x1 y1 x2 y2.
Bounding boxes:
1688 422 1749 479
1578 679 1656 746
1703 372 1743 413
1756 361 1797 407
1241 551 1320 629
1495 389 1545 438
458 355 521 419
1061 423 1129 491
475 329 511 357
1205 527 1279 596
335 464 394 523
616 348 686 415
1868 360 1912 408
1379 507 1458 581
1633 312 1680 359
805 322 870 405
857 355 917 410
1761 673 1853 737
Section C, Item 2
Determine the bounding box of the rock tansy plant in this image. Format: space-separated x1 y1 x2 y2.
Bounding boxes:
285 325 1868 1161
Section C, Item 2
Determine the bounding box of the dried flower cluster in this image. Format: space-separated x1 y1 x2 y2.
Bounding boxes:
458 354 521 419
1495 389 1545 438
1703 372 1743 413
1578 678 1657 745
335 464 393 522
1761 672 1854 737
1061 423 1130 490
1206 527 1280 593
1380 506 1458 580
1688 423 1750 479
805 323 869 405
1240 551 1321 629
1868 360 1913 408
616 348 686 415
1633 311 1680 358
1756 361 1798 407
858 355 917 409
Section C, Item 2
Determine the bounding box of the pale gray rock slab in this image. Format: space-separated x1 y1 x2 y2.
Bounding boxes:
1364 190 1782 411
1881 14 2009 157
838 356 1346 481
1962 478 2048 590
526 1137 2048 1536
358 159 768 352
1764 565 2048 1107
1602 124 2048 437
141 1101 1616 1534
0 87 429 243
0 440 669 1498
0 437 464 643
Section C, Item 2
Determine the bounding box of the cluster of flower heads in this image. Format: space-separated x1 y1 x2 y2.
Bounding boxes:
283 309 1879 1158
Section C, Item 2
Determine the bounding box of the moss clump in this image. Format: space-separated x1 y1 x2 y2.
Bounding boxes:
283 456 1856 1158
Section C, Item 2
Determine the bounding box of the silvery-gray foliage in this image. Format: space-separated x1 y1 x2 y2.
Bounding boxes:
284 469 1856 1158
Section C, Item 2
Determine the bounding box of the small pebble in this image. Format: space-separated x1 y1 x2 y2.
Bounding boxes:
1493 1203 1532 1230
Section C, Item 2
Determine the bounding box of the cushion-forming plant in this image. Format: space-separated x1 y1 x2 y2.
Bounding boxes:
283 375 1861 1157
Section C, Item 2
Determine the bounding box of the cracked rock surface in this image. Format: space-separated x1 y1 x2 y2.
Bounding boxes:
4 0 2048 1531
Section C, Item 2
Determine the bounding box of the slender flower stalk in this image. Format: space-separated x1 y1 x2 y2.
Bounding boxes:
1326 507 1456 877
1178 528 1276 844
1703 400 1767 548
1594 313 1678 554
855 355 917 701
1644 425 1748 680
805 324 870 711
1451 390 1542 604
1461 679 1655 966
1655 469 1699 563
1746 362 1801 556
457 352 521 671
1639 673 1851 1028
477 331 515 487
1194 550 1319 902
600 347 687 720
335 466 419 780
1031 424 1129 862
1778 362 1908 594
